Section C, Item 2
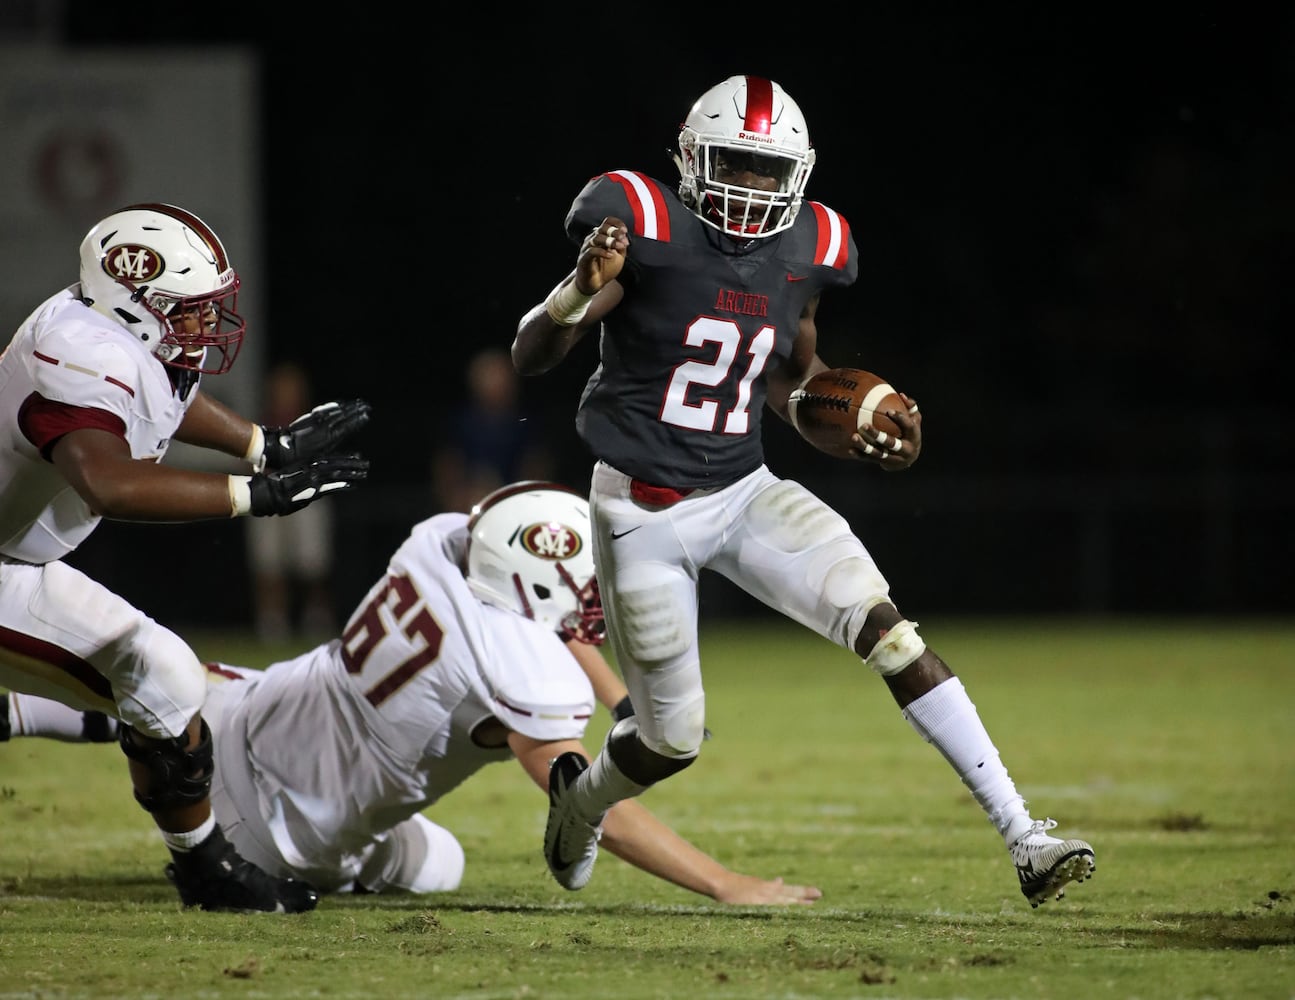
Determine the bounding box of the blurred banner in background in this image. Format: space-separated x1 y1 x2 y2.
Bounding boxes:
0 43 263 427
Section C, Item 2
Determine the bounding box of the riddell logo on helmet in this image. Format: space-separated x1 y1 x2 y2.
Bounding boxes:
103 245 164 282
521 523 582 560
738 132 777 144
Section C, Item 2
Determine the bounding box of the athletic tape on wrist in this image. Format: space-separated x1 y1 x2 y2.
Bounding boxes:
243 424 266 472
544 280 594 327
228 475 252 517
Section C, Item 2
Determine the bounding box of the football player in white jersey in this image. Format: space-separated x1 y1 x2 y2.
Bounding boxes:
0 203 370 913
514 76 1095 908
2 482 822 906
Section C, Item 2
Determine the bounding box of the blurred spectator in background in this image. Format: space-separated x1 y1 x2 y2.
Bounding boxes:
430 347 553 513
246 363 338 641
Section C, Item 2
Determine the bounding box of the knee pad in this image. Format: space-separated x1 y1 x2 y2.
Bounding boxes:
864 618 926 677
606 716 697 785
118 719 214 813
360 815 465 894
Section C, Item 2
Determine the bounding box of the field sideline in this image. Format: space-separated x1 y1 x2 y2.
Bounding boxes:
2 617 1292 999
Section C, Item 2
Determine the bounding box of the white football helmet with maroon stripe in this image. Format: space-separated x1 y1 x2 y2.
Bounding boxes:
465 482 605 645
77 202 245 375
676 75 816 239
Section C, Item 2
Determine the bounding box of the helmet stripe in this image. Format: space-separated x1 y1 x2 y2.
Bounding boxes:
120 202 229 271
743 76 774 134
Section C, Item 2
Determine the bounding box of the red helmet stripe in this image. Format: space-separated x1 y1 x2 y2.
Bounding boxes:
743 76 774 134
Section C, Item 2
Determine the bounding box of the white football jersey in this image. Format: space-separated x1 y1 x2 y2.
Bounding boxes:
0 286 193 563
206 512 596 890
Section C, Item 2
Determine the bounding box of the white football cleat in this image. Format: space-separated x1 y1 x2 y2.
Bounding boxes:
544 751 604 890
1009 818 1096 908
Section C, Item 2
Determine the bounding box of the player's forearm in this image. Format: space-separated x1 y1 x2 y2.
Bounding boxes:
600 799 733 901
173 391 257 459
81 464 246 521
511 303 582 375
564 639 628 713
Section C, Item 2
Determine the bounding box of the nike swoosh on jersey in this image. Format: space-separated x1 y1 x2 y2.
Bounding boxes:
610 527 641 540
786 274 808 282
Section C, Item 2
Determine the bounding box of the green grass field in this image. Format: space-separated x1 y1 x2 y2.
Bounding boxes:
2 618 1293 999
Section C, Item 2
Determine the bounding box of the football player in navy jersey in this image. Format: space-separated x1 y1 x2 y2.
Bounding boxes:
513 75 1096 909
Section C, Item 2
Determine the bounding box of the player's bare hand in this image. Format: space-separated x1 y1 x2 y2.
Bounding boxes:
713 874 823 906
575 217 630 293
852 393 922 471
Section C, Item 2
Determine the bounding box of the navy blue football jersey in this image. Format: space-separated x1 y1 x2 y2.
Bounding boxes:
565 170 858 489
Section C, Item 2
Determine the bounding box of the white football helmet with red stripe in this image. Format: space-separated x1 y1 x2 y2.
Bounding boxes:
465 481 605 645
677 75 816 239
78 202 245 375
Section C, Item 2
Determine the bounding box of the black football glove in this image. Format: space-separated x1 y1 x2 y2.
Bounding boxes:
249 454 370 516
260 399 372 469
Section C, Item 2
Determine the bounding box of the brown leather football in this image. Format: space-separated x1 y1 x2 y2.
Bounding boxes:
787 368 905 459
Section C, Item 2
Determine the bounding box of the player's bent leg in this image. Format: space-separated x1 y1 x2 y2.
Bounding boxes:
120 718 318 914
357 814 465 893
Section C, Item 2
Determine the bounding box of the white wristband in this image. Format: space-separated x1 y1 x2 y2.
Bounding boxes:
228 475 252 517
544 280 594 327
243 424 266 472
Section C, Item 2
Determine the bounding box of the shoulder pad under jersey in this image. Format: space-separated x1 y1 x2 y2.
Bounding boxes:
29 322 148 415
565 171 690 245
778 201 860 286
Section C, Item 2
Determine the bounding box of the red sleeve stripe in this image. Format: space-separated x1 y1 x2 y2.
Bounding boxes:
0 624 115 704
495 694 592 722
743 76 774 134
30 350 137 397
809 202 850 270
605 171 671 242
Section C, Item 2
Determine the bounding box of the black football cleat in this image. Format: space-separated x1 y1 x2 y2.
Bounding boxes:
165 826 318 913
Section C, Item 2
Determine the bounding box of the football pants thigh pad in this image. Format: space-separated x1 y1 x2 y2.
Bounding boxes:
614 571 696 664
724 479 892 650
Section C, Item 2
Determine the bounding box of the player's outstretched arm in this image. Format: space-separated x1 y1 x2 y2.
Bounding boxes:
513 218 630 376
510 734 821 905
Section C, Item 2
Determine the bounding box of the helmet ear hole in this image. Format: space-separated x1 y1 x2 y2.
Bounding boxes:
533 584 552 600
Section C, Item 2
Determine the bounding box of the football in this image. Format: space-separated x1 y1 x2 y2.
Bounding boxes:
787 368 905 459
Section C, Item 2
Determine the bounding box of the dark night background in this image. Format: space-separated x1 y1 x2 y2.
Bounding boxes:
27 7 1295 624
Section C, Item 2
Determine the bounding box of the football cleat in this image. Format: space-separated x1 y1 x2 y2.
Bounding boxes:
1009 818 1095 908
165 826 318 913
543 751 604 890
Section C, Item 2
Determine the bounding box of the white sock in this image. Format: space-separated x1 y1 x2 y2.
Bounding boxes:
902 677 1031 843
161 814 217 853
7 692 114 742
577 748 647 819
